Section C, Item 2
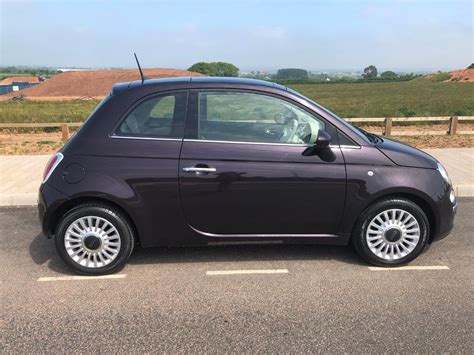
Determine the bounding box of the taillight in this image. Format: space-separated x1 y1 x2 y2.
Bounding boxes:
42 153 64 183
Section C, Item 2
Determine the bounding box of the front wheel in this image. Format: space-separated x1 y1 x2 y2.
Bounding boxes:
352 198 430 266
55 203 135 275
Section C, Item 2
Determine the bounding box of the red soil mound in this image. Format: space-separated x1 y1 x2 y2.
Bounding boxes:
449 69 474 82
9 68 204 100
0 76 40 85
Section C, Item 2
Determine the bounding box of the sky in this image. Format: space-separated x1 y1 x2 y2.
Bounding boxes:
0 0 472 72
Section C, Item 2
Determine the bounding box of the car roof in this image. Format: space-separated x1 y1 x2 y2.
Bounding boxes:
112 76 288 95
190 76 287 89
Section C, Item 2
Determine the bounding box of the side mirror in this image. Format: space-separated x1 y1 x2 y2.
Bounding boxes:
315 130 331 149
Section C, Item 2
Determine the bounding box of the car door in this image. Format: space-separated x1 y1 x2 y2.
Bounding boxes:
179 90 346 237
100 90 190 247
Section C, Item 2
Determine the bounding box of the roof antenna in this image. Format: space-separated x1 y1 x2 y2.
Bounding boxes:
134 52 145 83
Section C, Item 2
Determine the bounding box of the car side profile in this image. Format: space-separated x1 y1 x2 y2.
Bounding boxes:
38 77 457 274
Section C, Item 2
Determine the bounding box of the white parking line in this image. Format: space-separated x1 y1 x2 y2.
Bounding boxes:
37 274 127 282
206 269 289 276
368 266 450 271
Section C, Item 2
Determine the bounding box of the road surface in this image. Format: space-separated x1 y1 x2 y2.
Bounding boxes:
1 199 473 352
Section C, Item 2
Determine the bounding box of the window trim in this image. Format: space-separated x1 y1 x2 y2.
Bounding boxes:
110 136 183 142
110 89 189 140
193 89 339 147
183 138 359 150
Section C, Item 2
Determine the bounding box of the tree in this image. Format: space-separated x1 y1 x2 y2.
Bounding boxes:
362 65 378 79
188 62 239 77
187 62 212 75
467 63 474 69
211 62 239 77
275 68 308 80
380 71 398 80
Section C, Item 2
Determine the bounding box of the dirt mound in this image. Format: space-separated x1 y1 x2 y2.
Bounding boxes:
449 69 474 82
0 76 40 85
424 68 474 82
6 68 203 100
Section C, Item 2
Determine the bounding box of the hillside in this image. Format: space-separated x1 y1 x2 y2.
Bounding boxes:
425 68 474 82
449 69 474 82
3 68 204 100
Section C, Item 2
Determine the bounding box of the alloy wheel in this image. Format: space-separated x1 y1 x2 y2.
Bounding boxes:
366 209 421 260
64 216 121 268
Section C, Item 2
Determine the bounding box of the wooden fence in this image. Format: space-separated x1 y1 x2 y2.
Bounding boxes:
0 116 473 143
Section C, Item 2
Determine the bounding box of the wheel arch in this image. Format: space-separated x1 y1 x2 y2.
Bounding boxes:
48 196 140 244
351 191 437 243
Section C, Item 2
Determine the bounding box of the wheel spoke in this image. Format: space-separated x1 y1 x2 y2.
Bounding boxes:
67 230 82 238
79 219 89 232
72 222 84 233
371 239 384 248
75 251 86 264
106 242 120 247
368 235 382 240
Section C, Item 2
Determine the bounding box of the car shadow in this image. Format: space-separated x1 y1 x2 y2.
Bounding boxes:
29 233 76 275
128 243 365 267
29 233 366 275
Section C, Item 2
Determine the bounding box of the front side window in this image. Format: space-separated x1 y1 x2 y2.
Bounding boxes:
198 91 326 144
116 92 187 138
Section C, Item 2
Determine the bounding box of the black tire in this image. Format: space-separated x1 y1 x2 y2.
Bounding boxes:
55 203 135 275
352 198 430 267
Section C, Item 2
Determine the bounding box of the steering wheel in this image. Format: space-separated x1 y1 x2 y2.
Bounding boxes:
278 118 299 143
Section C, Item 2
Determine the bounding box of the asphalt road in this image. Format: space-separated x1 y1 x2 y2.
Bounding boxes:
1 199 473 353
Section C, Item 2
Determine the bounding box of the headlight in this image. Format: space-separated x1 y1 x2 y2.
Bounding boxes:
449 189 456 204
437 162 451 185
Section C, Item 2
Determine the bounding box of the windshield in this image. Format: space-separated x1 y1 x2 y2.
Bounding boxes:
286 87 371 143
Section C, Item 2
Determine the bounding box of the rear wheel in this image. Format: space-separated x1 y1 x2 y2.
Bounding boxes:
352 198 429 266
55 203 135 275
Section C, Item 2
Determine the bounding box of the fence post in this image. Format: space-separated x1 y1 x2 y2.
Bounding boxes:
384 117 392 136
448 116 458 135
61 123 69 143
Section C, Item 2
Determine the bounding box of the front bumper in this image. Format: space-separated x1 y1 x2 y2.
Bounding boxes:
432 188 457 242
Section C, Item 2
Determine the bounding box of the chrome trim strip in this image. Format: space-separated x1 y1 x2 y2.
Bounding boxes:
183 167 217 173
190 225 338 238
183 138 313 147
110 135 182 142
183 139 360 149
208 241 284 246
109 136 360 148
339 145 361 149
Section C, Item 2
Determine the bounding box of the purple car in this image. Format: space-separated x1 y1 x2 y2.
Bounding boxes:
38 77 457 274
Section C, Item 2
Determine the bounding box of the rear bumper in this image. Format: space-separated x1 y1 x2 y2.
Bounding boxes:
38 183 69 239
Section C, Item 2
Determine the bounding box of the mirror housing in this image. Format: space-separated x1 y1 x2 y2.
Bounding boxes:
315 130 331 149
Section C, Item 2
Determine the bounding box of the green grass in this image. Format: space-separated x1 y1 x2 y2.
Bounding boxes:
0 100 100 123
427 72 452 82
291 81 474 118
0 80 473 124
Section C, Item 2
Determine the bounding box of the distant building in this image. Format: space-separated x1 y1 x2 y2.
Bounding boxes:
56 68 90 73
0 76 41 95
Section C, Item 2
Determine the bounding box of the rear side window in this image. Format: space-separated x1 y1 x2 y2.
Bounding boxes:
115 92 187 138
